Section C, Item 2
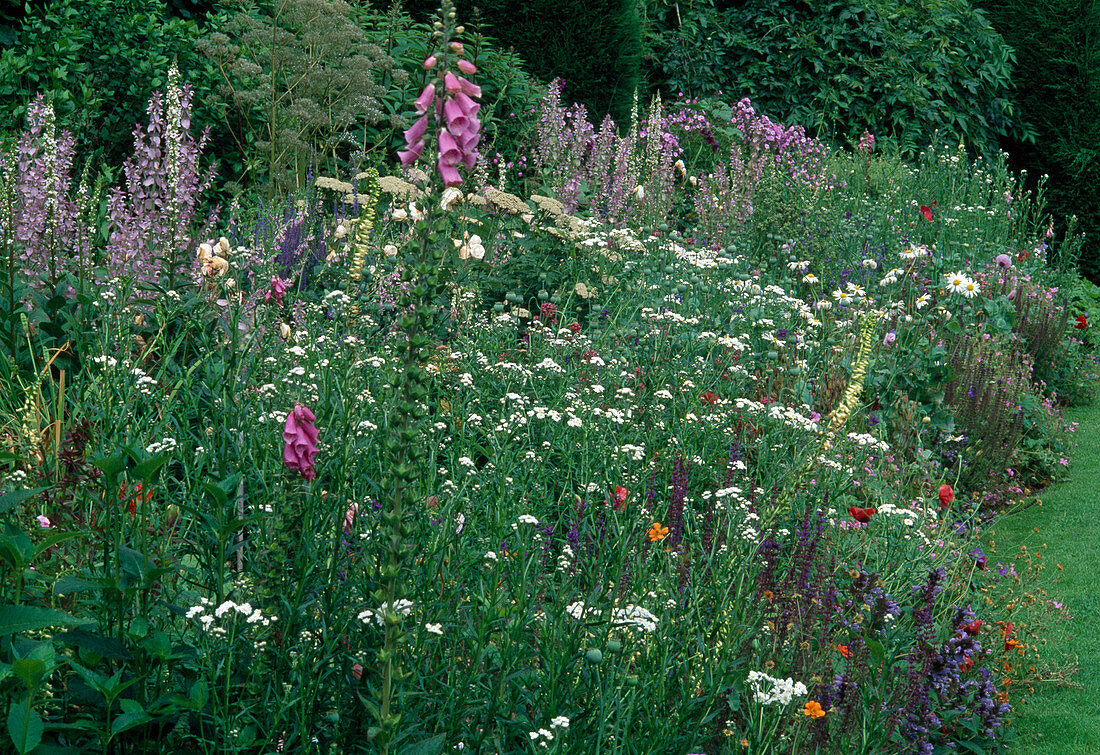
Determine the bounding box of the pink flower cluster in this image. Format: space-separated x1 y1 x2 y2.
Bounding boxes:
283 404 319 481
399 46 482 186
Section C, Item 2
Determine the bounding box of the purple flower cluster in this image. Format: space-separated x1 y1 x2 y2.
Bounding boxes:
106 66 217 286
11 95 94 287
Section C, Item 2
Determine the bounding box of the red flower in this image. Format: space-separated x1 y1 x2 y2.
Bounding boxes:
1003 622 1020 652
848 506 876 523
837 644 853 658
611 485 629 511
1076 315 1088 329
959 656 974 673
699 391 720 405
962 619 983 636
118 481 153 516
1018 249 1029 262
938 484 954 508
920 205 934 221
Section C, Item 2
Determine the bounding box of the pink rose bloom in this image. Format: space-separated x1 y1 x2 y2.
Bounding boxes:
283 404 319 481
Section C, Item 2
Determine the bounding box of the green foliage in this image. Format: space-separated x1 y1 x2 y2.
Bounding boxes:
976 0 1100 282
643 0 1033 158
195 0 397 196
0 0 213 168
473 0 644 126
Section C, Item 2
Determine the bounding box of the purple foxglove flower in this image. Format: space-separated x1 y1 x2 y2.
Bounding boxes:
443 99 470 138
444 72 482 99
283 404 319 481
439 130 462 167
457 59 477 75
438 158 462 186
413 84 435 115
454 92 480 117
405 114 429 147
398 139 425 168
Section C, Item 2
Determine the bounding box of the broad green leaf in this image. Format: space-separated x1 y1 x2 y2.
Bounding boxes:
0 604 92 636
0 487 49 515
6 697 43 754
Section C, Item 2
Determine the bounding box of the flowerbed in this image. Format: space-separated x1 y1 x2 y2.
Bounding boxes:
0 10 1095 755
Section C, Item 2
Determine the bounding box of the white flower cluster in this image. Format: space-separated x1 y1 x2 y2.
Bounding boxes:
557 544 574 573
944 270 981 298
186 597 277 633
747 670 808 706
92 355 118 369
514 514 540 528
528 715 570 748
564 602 660 633
145 437 178 455
132 367 158 396
358 599 415 626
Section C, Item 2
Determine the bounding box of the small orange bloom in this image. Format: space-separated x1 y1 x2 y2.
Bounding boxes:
647 522 670 542
803 700 826 718
837 644 853 658
763 590 774 603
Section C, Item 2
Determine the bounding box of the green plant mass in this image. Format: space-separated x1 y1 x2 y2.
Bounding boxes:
0 0 1097 752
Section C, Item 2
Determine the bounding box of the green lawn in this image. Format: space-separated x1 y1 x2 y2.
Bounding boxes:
990 397 1100 754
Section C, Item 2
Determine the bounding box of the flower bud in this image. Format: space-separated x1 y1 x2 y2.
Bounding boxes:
423 55 438 70
280 322 292 339
165 504 181 529
450 41 464 54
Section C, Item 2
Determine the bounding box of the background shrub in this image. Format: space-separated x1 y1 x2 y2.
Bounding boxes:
463 0 644 127
642 0 1033 159
0 0 213 168
977 0 1100 282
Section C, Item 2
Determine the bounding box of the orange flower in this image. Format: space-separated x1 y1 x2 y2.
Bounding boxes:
837 644 853 658
762 590 774 603
803 700 826 718
647 522 670 542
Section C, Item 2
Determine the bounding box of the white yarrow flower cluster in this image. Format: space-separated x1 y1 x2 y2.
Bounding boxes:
186 597 276 632
145 437 178 455
747 670 808 706
528 715 570 748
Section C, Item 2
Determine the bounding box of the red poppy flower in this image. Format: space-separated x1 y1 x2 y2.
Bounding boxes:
611 485 629 511
938 484 954 508
1076 315 1088 329
962 619 982 636
920 205 934 222
699 391 720 405
848 506 876 523
959 656 974 673
1018 249 1029 262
